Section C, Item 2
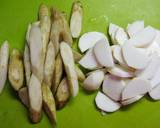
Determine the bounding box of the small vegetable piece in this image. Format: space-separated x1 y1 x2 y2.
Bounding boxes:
95 92 121 112
78 32 107 52
149 84 160 100
26 24 31 45
122 43 150 69
126 26 156 47
18 87 29 108
70 1 83 38
93 38 114 68
0 41 9 94
28 74 42 123
127 20 144 37
55 77 70 109
60 42 79 97
44 41 55 88
42 83 57 124
75 65 85 81
9 49 24 91
24 44 31 86
121 95 143 106
79 48 101 70
102 75 125 101
72 49 83 62
52 53 63 94
29 24 43 82
150 67 160 88
83 70 104 91
122 78 151 100
108 23 119 44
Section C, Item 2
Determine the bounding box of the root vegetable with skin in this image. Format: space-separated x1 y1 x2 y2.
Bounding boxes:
9 49 24 91
0 41 9 94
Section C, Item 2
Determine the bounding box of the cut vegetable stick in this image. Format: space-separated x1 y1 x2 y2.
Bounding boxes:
102 75 125 101
83 70 104 91
70 1 83 38
18 87 29 108
42 83 56 124
24 44 31 86
29 24 43 82
108 64 134 78
72 49 83 62
126 26 156 47
44 41 55 88
79 48 101 70
9 49 24 91
0 41 9 94
75 65 85 81
114 28 128 45
149 84 160 100
121 95 143 106
60 42 79 97
127 20 144 37
52 53 63 94
122 78 151 100
122 42 150 69
28 74 42 123
95 92 121 112
55 77 70 109
93 38 114 68
78 32 108 52
26 24 31 45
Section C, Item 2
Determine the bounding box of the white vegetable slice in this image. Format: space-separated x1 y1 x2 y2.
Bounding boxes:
95 91 121 112
150 67 160 88
145 41 160 56
135 55 160 80
127 20 144 37
102 75 125 101
108 64 134 78
93 38 114 68
122 43 150 69
79 48 101 70
112 45 128 67
126 26 156 47
0 41 9 94
122 78 151 100
121 95 143 106
83 70 104 91
114 28 128 45
154 30 160 46
78 32 108 52
149 84 160 100
108 23 119 44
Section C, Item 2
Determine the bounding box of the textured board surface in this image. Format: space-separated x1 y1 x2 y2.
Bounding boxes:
0 0 160 128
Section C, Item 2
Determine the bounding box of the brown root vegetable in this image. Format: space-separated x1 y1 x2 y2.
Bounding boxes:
28 74 42 123
18 87 29 108
24 44 31 86
0 41 9 94
60 42 79 97
55 77 70 109
9 49 24 91
42 83 56 124
50 8 72 56
44 41 55 88
52 53 63 94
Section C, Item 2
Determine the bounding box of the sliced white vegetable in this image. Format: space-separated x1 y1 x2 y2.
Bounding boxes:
154 30 160 46
79 48 101 70
108 64 134 78
83 70 104 91
122 78 151 100
78 32 108 52
122 43 150 69
150 67 160 88
93 38 114 68
145 41 160 56
126 26 156 47
108 23 119 44
102 75 125 101
127 20 144 37
95 91 121 112
115 28 128 45
135 55 160 80
149 84 160 100
121 95 143 106
112 45 128 67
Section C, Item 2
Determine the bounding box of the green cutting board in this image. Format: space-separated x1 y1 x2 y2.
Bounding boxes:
0 0 160 128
